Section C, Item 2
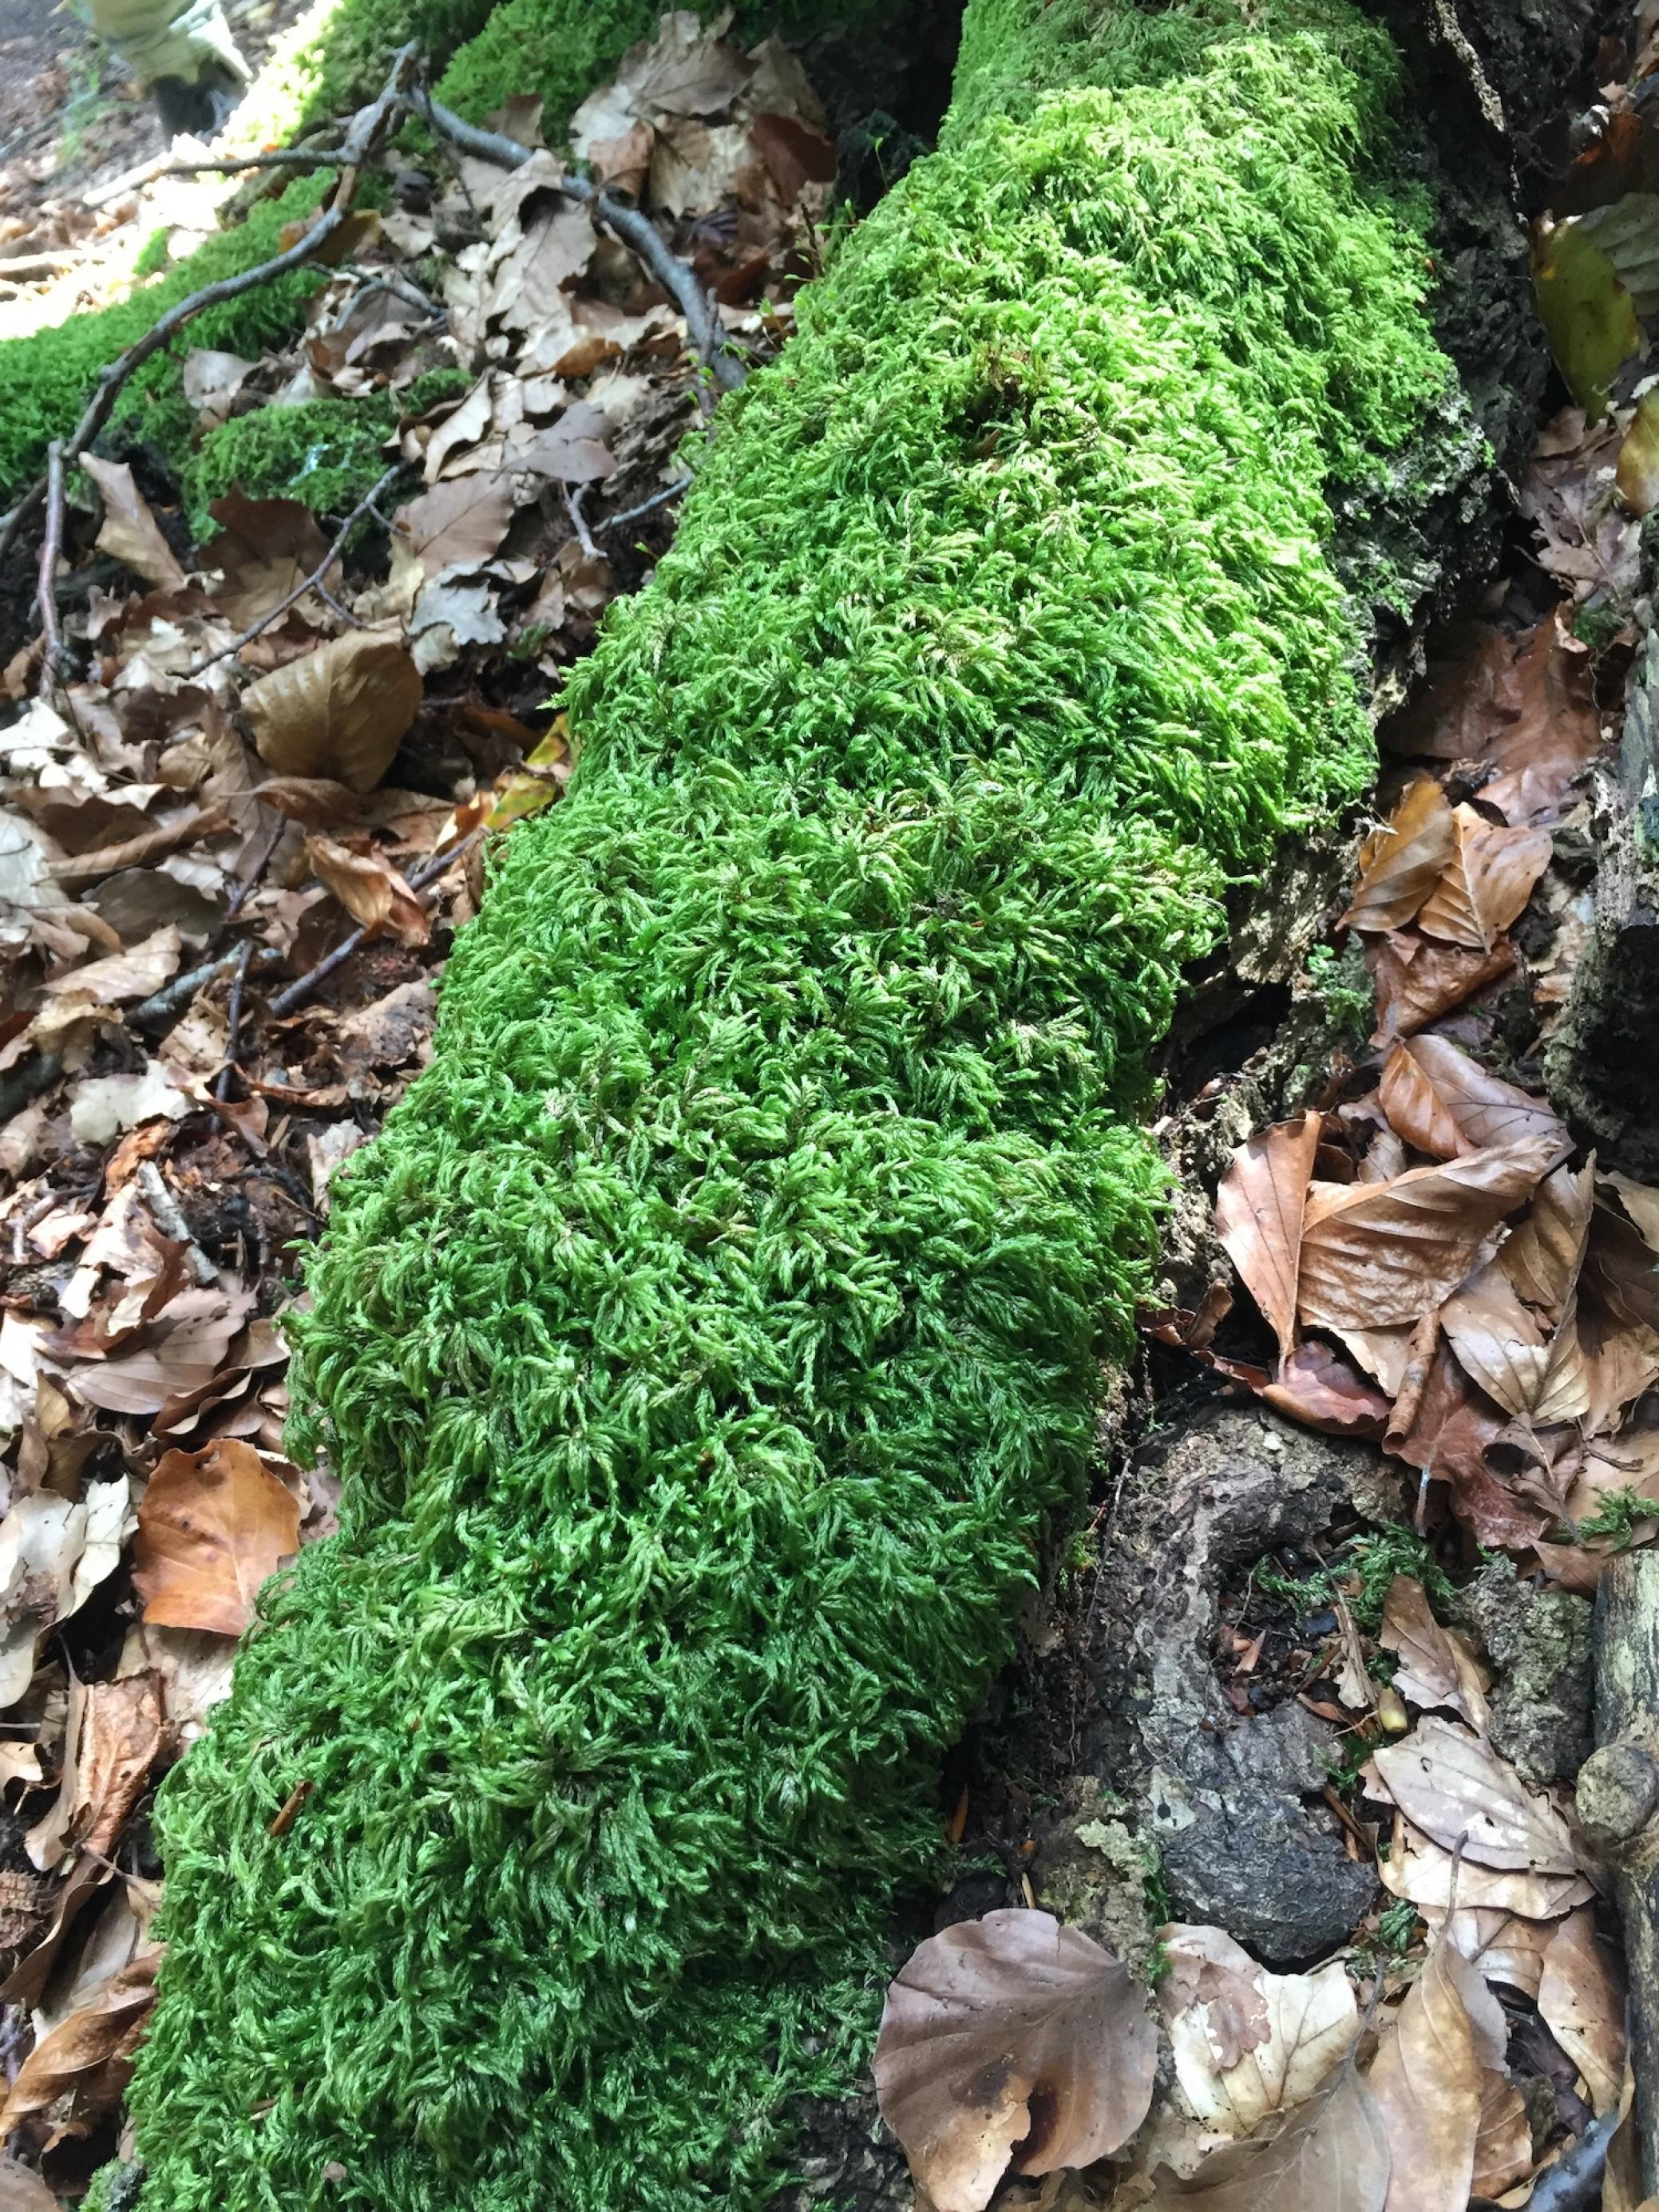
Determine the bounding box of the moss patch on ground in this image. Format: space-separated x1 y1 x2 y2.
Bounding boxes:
125 2 1448 2210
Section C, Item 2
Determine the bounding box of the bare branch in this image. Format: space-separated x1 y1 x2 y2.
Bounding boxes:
34 442 71 697
598 473 693 534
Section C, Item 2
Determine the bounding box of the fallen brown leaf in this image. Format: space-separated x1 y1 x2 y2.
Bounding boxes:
1380 1576 1490 1731
1339 778 1455 934
1160 1925 1356 2138
1379 1813 1592 1921
1367 932 1516 1043
1415 805 1552 952
39 922 183 1007
22 1672 164 1873
1382 618 1606 826
243 631 422 794
1376 1034 1568 1162
81 456 187 595
1440 1266 1590 1426
0 1948 159 2133
1470 2070 1534 2199
873 1908 1156 2212
1368 1718 1580 1874
1297 1138 1559 1332
1503 1159 1595 1322
304 834 430 948
394 473 516 576
1586 1199 1659 1331
1537 1905 1627 2113
133 1438 301 1637
1215 1114 1320 1363
1419 1901 1558 2000
205 492 331 627
1366 1923 1507 2212
1602 1169 1659 1251
1150 2044 1388 2212
1261 1339 1392 1439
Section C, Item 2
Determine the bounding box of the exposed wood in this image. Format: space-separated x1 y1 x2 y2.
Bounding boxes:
1578 1551 1659 2194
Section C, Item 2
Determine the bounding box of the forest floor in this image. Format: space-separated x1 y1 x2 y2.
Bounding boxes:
0 4 1657 2210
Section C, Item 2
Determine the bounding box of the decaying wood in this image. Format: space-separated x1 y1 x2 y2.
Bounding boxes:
1577 1551 1659 2194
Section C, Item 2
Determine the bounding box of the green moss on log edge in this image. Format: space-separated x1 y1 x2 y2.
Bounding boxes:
127 2 1448 2208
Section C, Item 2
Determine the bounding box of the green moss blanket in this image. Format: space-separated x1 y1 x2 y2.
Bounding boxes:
125 2 1447 2207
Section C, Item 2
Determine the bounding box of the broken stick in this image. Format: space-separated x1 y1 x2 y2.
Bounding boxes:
1576 1549 1659 2194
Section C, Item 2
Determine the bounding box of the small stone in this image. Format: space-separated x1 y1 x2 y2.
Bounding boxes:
1576 1739 1659 1847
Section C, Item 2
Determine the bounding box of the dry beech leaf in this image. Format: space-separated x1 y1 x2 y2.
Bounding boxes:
133 1437 301 1637
1470 2070 1534 2200
41 922 184 1007
1579 1308 1659 1436
1503 1160 1595 1323
1296 1138 1559 1332
1415 806 1553 952
1380 1576 1490 1731
1537 1905 1626 2113
81 454 188 595
1150 2043 1388 2212
206 491 331 627
1602 1170 1659 1252
1368 1718 1579 1874
873 1909 1156 2212
1377 1035 1568 1164
0 2157 62 2211
1159 1925 1356 2138
1440 1266 1590 1426
1586 1200 1659 1332
23 1672 165 1873
1367 932 1516 1044
394 472 515 576
1215 1114 1320 1363
1340 778 1455 934
1379 1814 1591 1921
304 834 430 948
1366 1925 1507 2212
1384 617 1605 828
1259 1338 1392 1439
0 1949 160 2132
243 632 422 794
1419 1901 1558 2000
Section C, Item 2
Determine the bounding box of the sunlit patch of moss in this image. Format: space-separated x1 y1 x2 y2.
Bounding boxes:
128 6 1451 2210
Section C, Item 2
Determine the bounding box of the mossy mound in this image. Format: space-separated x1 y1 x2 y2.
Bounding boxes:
126 2 1448 2209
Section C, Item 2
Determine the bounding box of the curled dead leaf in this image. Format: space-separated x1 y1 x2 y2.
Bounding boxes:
81 455 187 595
1377 1034 1568 1163
1365 1923 1507 2212
873 1909 1156 2212
1340 779 1455 934
1366 932 1516 1044
1296 1138 1559 1332
1537 1905 1627 2114
304 835 430 947
242 632 422 794
1380 1577 1490 1731
0 1948 160 2133
133 1437 301 1637
1214 1114 1320 1363
1415 806 1552 952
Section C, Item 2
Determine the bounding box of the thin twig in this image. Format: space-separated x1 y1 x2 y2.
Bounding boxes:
136 1161 217 1286
189 463 406 677
130 944 282 1031
267 829 483 1019
215 939 255 1102
417 90 742 390
598 474 692 533
564 484 599 560
34 443 69 697
1525 2105 1619 2212
156 148 349 179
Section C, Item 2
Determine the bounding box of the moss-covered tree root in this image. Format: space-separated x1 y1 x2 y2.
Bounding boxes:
126 2 1450 2208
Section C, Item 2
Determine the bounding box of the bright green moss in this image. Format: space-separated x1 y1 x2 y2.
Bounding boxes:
0 174 330 506
129 6 1448 2211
